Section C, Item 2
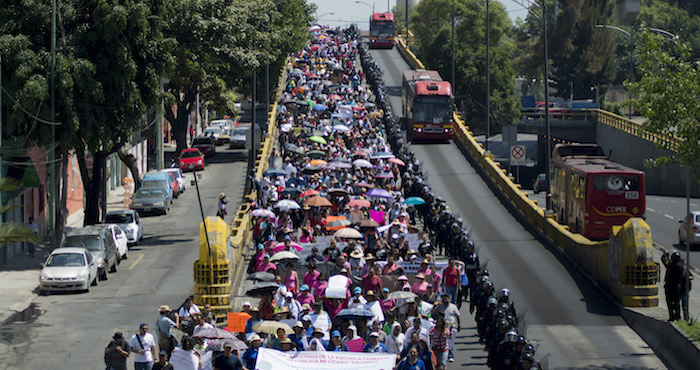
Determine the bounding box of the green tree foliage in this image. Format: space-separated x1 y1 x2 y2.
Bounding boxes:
0 179 39 246
164 0 315 154
637 0 700 61
512 0 616 101
409 0 520 130
629 32 700 170
1 0 173 225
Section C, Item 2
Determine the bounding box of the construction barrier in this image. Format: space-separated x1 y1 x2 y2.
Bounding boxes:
395 36 659 307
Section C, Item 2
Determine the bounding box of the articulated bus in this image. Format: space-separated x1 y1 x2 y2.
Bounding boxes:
401 69 454 141
369 13 395 48
550 143 646 240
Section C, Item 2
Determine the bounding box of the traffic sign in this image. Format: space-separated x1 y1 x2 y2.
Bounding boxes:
510 145 526 166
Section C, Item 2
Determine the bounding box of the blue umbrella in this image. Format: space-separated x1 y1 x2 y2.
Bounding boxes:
264 168 287 177
404 196 426 205
335 308 376 320
313 104 327 111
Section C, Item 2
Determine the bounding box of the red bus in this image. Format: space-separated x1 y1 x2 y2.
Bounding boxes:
369 13 395 48
550 143 646 240
401 69 454 141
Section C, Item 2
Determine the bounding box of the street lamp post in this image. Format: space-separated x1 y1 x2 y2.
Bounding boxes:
49 0 57 243
451 0 455 100
316 12 335 22
595 25 633 119
355 0 375 13
485 0 490 152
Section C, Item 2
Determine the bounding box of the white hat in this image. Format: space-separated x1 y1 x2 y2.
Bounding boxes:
243 301 252 307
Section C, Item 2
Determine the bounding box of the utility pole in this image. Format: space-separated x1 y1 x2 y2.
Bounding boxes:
451 0 455 95
543 0 552 211
156 81 164 170
49 0 57 247
485 0 490 152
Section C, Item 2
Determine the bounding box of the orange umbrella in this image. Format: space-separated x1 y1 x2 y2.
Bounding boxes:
304 195 332 207
324 216 349 231
308 159 328 166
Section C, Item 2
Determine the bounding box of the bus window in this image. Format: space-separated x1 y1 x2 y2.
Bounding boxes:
414 97 452 123
593 175 640 191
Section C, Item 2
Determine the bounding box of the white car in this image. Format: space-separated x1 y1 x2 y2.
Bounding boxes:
203 127 223 144
39 247 98 294
105 210 143 244
679 211 700 245
210 118 235 131
102 224 129 261
162 168 186 193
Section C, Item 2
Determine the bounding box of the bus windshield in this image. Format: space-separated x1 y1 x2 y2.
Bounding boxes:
371 23 394 37
414 97 453 124
592 175 641 191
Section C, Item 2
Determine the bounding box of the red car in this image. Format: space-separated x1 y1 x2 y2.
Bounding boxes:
179 148 205 171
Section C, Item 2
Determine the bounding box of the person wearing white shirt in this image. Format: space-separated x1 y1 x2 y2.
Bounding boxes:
404 317 430 348
192 315 214 336
178 298 201 335
280 292 303 319
129 323 156 370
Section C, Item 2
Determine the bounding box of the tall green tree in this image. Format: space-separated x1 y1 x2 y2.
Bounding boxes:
1 0 173 225
637 0 700 61
409 0 520 131
629 32 700 171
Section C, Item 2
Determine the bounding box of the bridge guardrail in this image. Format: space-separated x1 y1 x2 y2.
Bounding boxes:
395 36 657 307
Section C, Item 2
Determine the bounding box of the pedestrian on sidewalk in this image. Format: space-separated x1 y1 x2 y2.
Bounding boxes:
662 251 684 321
26 217 38 257
129 323 157 370
104 332 130 370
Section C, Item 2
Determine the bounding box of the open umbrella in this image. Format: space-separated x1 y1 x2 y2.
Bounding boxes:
353 159 373 168
388 158 406 166
284 145 305 155
353 150 369 157
324 161 351 170
269 251 301 262
306 150 326 159
250 209 276 218
354 182 373 189
347 199 371 208
375 172 395 179
328 188 349 196
290 68 303 77
305 195 332 207
334 227 364 239
253 321 294 335
247 272 276 282
308 159 328 166
281 188 302 197
371 151 395 160
326 218 351 228
387 291 417 300
309 136 327 145
203 337 248 352
333 124 350 132
264 168 287 177
275 199 301 210
246 282 280 297
287 177 307 187
366 188 393 199
313 104 327 111
335 308 376 320
329 94 342 100
357 218 379 228
300 189 320 198
272 242 303 252
331 157 351 163
404 196 426 206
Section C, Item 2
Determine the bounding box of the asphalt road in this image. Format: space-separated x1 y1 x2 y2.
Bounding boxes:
370 47 666 369
2 146 248 369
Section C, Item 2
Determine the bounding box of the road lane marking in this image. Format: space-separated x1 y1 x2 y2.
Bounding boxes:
129 253 145 270
647 208 655 212
664 214 675 219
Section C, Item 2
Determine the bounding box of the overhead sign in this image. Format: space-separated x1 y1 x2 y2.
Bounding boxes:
255 348 396 370
510 145 526 166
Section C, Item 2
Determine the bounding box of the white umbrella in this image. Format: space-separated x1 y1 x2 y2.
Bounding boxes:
333 124 350 132
275 199 301 211
334 227 364 239
353 159 373 168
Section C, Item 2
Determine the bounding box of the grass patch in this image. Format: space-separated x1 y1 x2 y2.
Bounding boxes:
676 320 700 342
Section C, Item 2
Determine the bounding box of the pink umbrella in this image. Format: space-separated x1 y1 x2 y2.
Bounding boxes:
329 94 342 100
273 242 303 252
369 209 385 225
388 158 406 166
348 199 371 208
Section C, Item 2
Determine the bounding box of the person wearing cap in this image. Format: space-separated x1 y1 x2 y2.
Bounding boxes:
362 332 388 353
280 291 303 319
380 287 395 312
412 273 429 295
155 305 177 356
303 262 320 290
152 350 173 370
213 340 245 370
253 244 266 272
349 249 366 278
327 330 349 351
217 193 229 219
129 323 156 370
245 307 263 334
297 284 315 306
256 254 276 273
241 334 262 369
348 286 368 308
241 301 252 314
361 266 383 293
104 332 130 370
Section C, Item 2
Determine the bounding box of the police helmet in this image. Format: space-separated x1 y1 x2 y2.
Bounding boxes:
481 269 489 276
497 319 509 330
500 288 510 298
487 297 498 307
520 352 534 363
505 331 518 343
517 336 526 344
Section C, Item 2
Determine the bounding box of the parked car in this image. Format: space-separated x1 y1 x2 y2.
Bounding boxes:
39 247 98 294
101 224 129 261
104 210 143 244
162 168 186 193
130 188 172 215
218 129 231 145
162 170 180 197
179 148 205 171
61 226 118 281
679 211 700 245
533 173 547 194
142 171 174 200
210 118 236 131
229 124 261 150
203 127 225 145
192 136 216 157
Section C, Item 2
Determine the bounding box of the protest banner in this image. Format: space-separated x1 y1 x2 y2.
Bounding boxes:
169 348 200 370
326 275 350 298
255 348 395 370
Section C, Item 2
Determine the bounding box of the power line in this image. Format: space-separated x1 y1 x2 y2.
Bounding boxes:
1 85 61 126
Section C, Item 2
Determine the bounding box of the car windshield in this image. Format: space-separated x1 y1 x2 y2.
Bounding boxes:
414 97 453 123
204 128 221 134
233 128 248 136
193 138 213 145
46 253 86 267
63 236 102 252
181 151 201 159
134 189 166 198
142 180 166 189
105 213 133 224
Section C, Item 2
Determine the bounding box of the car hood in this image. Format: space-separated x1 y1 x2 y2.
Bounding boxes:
42 266 89 278
231 135 246 141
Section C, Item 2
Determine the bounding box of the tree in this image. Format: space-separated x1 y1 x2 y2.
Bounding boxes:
0 179 39 246
629 31 700 171
637 0 700 61
409 0 520 131
164 0 314 155
1 0 173 225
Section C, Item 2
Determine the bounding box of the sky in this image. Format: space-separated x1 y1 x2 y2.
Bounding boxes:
309 0 530 30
